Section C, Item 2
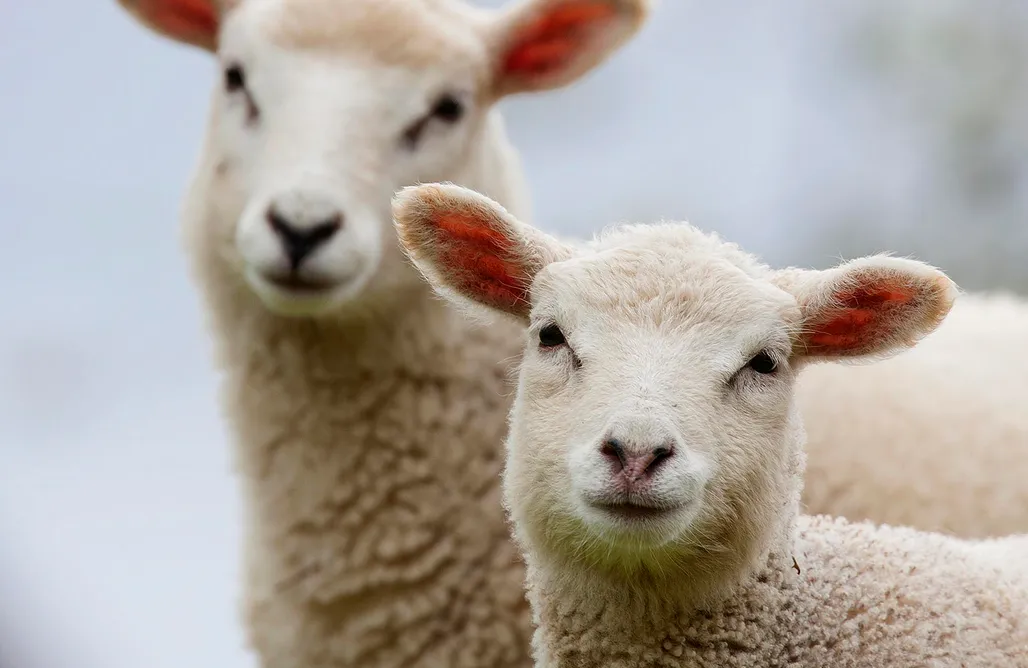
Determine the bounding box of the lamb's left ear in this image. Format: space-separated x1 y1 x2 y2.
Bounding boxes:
773 255 959 362
487 0 651 97
392 183 572 320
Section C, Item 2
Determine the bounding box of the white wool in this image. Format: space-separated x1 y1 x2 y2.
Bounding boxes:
114 0 651 666
799 291 1028 537
396 183 1028 668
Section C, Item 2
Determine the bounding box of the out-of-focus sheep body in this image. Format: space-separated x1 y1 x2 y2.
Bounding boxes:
799 291 1028 537
113 0 650 666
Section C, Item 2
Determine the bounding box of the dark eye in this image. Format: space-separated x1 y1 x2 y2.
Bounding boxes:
746 351 778 375
224 64 246 93
431 94 464 123
401 92 467 149
538 324 566 348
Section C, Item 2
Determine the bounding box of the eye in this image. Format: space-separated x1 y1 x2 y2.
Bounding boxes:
746 350 778 375
401 92 467 149
431 94 464 123
538 324 566 348
223 63 259 123
224 64 246 93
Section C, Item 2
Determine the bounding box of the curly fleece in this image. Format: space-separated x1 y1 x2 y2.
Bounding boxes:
527 512 1028 667
200 281 533 667
181 87 535 668
799 291 1028 538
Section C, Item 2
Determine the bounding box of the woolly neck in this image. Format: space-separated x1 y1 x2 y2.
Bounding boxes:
523 510 802 667
530 503 799 611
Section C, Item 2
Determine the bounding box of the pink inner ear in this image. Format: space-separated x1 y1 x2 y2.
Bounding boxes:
502 1 617 77
432 213 528 311
808 285 915 352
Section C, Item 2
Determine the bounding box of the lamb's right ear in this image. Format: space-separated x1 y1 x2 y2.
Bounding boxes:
393 184 572 320
116 0 222 52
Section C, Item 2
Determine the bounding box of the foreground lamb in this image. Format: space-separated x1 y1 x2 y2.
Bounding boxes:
114 0 649 666
394 183 1028 668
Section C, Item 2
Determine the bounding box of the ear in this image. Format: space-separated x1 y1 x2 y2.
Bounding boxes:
773 255 959 362
488 0 651 97
392 183 573 320
116 0 222 52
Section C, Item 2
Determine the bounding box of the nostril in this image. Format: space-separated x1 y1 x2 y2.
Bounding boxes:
647 445 674 473
307 214 342 245
600 438 627 471
266 206 292 238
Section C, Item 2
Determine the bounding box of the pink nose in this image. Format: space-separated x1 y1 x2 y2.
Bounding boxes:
600 438 675 486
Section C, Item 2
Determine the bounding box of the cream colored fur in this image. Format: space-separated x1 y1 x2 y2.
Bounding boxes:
114 0 650 666
394 183 1028 668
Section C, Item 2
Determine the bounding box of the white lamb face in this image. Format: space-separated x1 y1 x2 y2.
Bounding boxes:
212 3 487 316
117 0 651 318
514 248 803 553
394 183 959 572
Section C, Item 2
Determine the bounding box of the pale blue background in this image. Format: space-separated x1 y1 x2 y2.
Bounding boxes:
2 2 1026 667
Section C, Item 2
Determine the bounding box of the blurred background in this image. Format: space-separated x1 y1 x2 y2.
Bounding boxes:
2 1 1026 667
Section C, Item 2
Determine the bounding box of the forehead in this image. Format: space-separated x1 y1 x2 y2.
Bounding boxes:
540 225 795 333
232 0 489 71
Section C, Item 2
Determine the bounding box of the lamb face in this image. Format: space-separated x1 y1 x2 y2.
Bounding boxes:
392 183 808 573
212 0 494 317
118 0 650 318
504 231 805 569
394 183 960 580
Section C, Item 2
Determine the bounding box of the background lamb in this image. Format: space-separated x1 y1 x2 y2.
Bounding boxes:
113 0 649 666
394 182 1028 668
797 292 1028 537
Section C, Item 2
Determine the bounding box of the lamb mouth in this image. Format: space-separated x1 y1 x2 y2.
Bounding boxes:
590 501 681 521
261 272 339 294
